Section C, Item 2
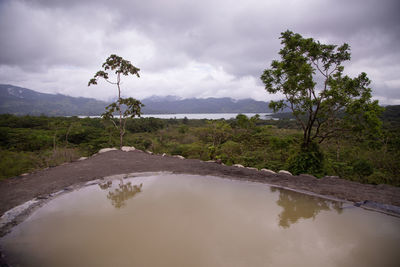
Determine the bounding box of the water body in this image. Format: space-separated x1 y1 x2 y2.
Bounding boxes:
141 113 273 120
1 174 399 267
79 113 274 120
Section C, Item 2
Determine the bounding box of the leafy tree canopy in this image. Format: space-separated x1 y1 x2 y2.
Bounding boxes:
261 30 383 148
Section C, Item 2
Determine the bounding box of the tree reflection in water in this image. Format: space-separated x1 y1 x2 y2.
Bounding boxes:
271 187 342 228
99 180 143 208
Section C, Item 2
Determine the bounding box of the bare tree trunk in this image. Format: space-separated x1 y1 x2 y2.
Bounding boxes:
53 130 57 152
65 124 73 146
117 73 123 149
336 140 340 161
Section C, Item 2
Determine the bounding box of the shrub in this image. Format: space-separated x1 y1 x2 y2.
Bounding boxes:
287 142 325 177
352 159 374 181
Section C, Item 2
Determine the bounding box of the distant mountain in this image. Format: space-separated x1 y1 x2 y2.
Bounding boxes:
141 96 272 114
0 84 273 116
0 84 107 116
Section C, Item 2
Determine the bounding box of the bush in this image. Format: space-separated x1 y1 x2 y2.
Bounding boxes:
0 150 40 179
287 143 325 177
352 159 374 181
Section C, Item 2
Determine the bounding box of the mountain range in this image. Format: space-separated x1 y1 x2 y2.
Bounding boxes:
0 84 273 116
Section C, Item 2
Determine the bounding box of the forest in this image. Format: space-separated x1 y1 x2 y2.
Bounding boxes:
0 106 399 186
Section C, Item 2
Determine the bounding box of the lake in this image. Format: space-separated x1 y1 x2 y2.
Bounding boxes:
79 113 274 120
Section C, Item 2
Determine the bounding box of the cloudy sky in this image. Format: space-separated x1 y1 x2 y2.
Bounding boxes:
0 0 399 104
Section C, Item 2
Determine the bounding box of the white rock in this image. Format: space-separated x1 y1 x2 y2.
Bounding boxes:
146 150 153 154
247 167 258 171
162 153 167 157
98 148 117 154
278 170 293 176
0 200 39 228
173 155 185 159
78 157 88 161
233 164 245 168
121 146 136 152
261 169 276 174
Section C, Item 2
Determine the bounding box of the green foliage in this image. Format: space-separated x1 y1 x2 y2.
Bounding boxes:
125 117 165 133
0 113 399 187
287 143 325 177
0 150 40 179
352 159 374 179
261 30 383 148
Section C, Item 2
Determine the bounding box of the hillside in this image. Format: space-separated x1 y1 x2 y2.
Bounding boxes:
141 96 272 114
0 84 107 116
0 84 273 115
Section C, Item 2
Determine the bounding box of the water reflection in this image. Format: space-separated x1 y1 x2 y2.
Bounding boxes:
98 181 112 190
99 180 143 208
271 187 343 228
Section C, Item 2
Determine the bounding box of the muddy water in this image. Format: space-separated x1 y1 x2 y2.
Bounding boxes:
1 173 400 266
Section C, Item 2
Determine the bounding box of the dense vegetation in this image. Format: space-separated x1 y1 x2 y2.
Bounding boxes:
0 109 399 186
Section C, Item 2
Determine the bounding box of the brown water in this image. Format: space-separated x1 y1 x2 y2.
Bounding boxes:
1 173 400 266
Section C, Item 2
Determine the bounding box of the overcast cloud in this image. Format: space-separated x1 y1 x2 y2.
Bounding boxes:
0 0 399 104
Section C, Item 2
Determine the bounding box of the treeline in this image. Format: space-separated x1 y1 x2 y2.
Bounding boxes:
0 113 399 186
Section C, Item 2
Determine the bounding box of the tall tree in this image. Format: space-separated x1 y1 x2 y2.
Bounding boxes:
261 30 383 149
89 54 143 148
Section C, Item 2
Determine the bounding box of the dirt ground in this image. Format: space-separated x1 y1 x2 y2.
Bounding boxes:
1 149 400 218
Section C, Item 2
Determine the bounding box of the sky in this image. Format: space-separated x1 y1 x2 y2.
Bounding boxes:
0 0 399 104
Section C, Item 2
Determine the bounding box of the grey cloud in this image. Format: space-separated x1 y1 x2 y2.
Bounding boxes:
0 0 399 103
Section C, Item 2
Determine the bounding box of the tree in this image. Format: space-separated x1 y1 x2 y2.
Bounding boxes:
261 30 383 150
88 54 144 148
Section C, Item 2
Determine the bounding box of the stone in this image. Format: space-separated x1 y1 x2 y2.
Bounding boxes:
322 175 340 179
233 164 245 168
98 148 117 154
247 167 258 171
278 170 292 176
0 199 39 228
146 150 153 155
173 155 185 159
162 153 167 157
121 146 135 152
78 157 88 161
298 174 317 179
261 169 276 174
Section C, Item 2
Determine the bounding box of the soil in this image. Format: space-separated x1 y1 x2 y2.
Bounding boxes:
1 149 400 218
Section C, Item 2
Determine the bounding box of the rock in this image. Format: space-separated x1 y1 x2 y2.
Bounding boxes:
173 155 185 159
146 150 153 155
78 157 88 161
322 175 340 179
162 153 167 157
299 174 317 179
278 170 292 176
98 148 117 154
261 169 276 174
20 173 30 176
359 200 400 215
247 167 258 171
233 164 245 168
0 199 39 228
121 146 136 152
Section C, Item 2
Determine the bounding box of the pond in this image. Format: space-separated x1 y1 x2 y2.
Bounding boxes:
1 173 399 266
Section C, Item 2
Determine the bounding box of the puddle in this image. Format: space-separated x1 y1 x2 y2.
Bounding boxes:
1 173 399 266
